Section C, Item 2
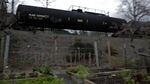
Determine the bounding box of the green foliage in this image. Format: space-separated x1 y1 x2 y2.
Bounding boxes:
126 79 135 84
126 59 136 68
0 80 11 84
116 70 132 78
0 76 64 84
146 76 150 81
50 78 64 84
16 80 33 84
67 65 90 78
33 76 64 84
32 66 53 75
116 70 135 84
17 72 26 78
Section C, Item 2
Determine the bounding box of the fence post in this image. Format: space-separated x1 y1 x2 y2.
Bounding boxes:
54 36 58 65
88 53 92 66
94 41 100 67
3 35 10 72
107 37 111 67
0 37 4 59
0 37 5 72
123 39 127 68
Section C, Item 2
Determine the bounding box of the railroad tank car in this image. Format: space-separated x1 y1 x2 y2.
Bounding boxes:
16 5 126 32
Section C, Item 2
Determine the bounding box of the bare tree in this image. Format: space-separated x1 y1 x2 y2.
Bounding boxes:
119 0 150 70
118 0 150 40
7 0 21 13
120 0 150 22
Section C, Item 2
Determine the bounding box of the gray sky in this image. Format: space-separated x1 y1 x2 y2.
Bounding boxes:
12 0 121 17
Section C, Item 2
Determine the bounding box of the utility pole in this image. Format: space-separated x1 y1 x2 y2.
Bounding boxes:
46 0 48 8
0 0 8 30
11 0 14 14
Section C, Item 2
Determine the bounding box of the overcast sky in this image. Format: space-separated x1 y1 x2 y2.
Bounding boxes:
12 0 121 17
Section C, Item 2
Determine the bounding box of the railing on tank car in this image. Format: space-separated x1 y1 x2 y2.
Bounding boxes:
68 5 109 16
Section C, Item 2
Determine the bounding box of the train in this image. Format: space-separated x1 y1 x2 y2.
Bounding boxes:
16 5 126 32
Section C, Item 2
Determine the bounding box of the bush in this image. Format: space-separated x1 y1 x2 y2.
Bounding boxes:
0 80 11 84
116 70 136 84
67 65 90 78
0 76 65 84
17 72 26 78
32 66 53 75
35 76 64 84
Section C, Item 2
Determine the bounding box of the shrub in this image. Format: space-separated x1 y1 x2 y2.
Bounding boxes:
32 66 53 75
0 80 11 84
15 76 64 84
18 72 26 78
67 65 90 78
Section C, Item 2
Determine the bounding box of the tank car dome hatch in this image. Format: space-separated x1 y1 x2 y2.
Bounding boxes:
72 9 83 13
15 5 127 32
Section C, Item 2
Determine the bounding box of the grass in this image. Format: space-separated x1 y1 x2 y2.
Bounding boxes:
0 76 64 84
